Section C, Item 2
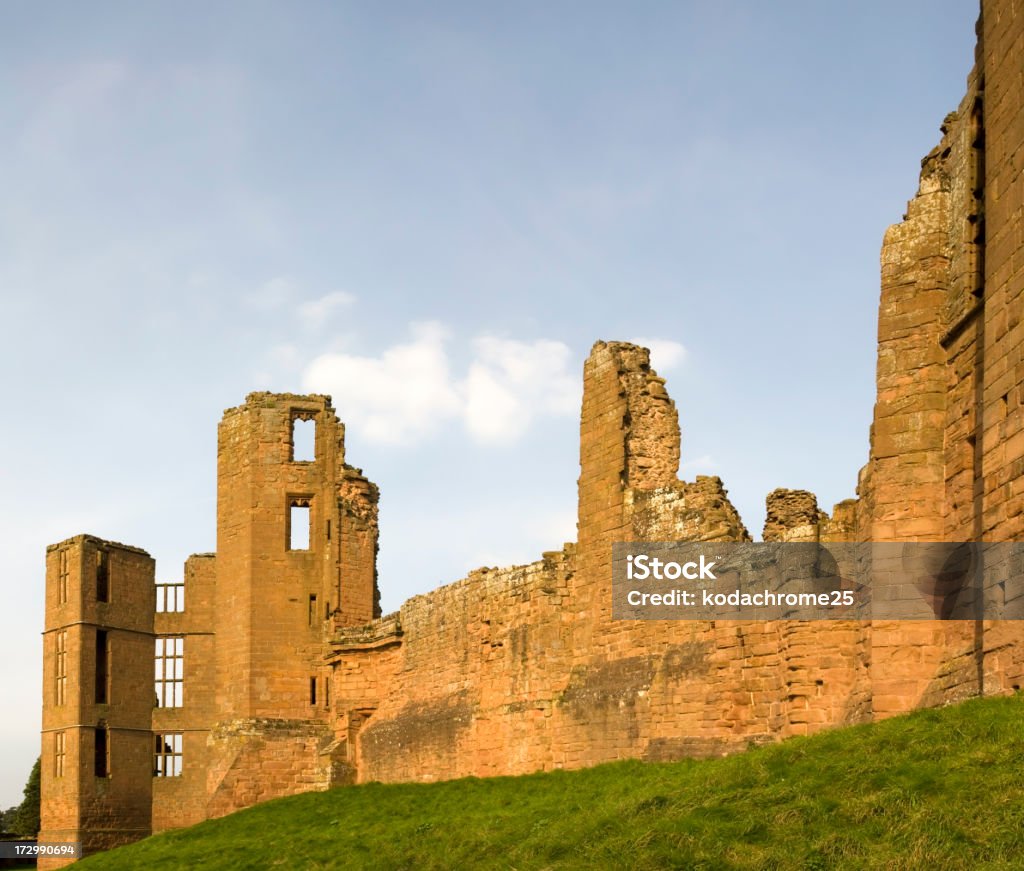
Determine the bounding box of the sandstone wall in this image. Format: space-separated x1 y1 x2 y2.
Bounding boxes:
333 24 1024 769
39 538 156 869
39 0 1024 855
852 2 1024 715
332 344 871 784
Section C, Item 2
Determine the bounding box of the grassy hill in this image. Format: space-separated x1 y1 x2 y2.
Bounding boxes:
79 694 1024 870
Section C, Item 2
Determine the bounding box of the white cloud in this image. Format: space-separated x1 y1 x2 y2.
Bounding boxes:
463 336 580 444
298 290 356 330
303 321 461 444
631 337 687 372
300 325 582 447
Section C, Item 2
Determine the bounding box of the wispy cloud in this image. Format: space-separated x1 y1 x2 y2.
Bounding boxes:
301 324 582 446
463 336 580 444
303 321 461 444
298 290 355 330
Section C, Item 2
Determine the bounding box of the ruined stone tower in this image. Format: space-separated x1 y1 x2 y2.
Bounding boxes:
205 393 379 818
39 394 380 866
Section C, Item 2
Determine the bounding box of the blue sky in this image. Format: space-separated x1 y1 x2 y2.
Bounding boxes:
0 2 979 808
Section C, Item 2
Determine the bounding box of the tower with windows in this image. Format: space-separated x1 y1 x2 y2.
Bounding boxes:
39 393 381 861
38 536 156 863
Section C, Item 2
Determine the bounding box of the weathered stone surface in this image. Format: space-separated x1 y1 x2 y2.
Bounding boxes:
38 3 1024 864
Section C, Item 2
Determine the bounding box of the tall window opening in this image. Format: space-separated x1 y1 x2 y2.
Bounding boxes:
309 676 317 706
288 498 312 551
54 731 66 778
154 733 183 777
291 414 316 462
156 582 185 613
95 630 109 704
96 550 109 602
94 723 109 777
55 630 67 706
58 549 69 605
968 95 985 298
155 637 184 708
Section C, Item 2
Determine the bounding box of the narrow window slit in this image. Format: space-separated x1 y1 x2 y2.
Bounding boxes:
96 550 109 602
95 630 109 704
94 723 109 777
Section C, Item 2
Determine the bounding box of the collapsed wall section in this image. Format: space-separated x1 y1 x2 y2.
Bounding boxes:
332 344 870 783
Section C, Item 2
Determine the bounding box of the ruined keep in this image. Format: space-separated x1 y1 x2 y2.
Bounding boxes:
39 1 1024 864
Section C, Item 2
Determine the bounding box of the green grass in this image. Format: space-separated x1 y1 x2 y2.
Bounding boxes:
79 694 1024 870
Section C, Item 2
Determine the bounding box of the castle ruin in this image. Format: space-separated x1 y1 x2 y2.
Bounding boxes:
39 1 1024 864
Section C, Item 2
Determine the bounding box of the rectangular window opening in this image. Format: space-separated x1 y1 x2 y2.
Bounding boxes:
58 550 69 605
95 630 109 705
289 499 312 551
96 550 109 602
55 630 67 706
291 415 316 462
55 731 66 778
94 724 108 778
324 676 330 710
155 636 184 708
154 733 183 777
309 676 317 706
308 594 317 627
156 582 185 613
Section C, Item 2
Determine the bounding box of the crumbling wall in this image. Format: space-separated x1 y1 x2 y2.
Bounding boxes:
205 719 333 819
40 2 1024 849
338 466 380 624
853 3 1024 714
333 344 870 783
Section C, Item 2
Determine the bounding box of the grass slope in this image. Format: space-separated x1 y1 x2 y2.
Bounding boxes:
79 695 1024 870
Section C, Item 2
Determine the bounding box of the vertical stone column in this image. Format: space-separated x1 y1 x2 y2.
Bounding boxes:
980 0 1024 542
860 95 983 718
575 342 681 630
976 0 1024 691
